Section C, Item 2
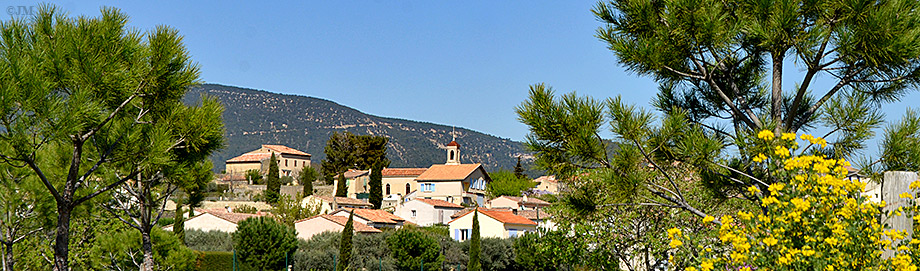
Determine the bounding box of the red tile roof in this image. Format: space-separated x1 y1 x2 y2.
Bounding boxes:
447 141 460 147
335 208 406 224
416 164 483 181
515 209 552 220
415 198 463 209
194 208 267 224
295 215 381 233
262 145 311 157
343 169 369 179
496 196 550 206
533 175 557 184
314 196 374 207
382 168 429 177
226 153 272 163
449 208 537 226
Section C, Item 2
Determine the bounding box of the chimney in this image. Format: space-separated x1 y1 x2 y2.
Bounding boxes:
225 205 232 213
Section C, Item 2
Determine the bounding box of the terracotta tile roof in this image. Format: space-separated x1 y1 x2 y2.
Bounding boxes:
416 164 483 181
295 215 381 233
343 169 369 179
194 208 267 224
226 153 272 163
382 168 429 177
335 208 406 224
415 198 463 209
515 209 552 220
449 208 537 226
447 141 460 147
497 196 550 206
262 145 311 157
314 196 374 207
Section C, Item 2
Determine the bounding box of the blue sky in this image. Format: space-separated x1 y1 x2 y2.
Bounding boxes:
7 1 919 154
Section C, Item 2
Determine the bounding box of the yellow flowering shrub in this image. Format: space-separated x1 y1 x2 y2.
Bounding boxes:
668 131 916 270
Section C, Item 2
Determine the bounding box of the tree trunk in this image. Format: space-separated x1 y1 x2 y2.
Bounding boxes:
772 52 784 132
53 205 71 271
140 231 154 271
2 241 14 271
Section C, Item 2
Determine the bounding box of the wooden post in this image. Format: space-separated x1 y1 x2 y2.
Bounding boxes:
882 171 917 258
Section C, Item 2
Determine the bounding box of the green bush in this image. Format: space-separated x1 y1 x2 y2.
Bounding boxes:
387 229 443 271
186 230 234 252
233 217 297 271
294 231 398 271
194 251 257 271
235 204 258 214
89 227 197 271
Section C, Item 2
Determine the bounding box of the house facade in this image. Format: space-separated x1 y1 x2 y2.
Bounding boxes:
225 145 312 178
395 198 465 226
381 168 428 198
448 208 537 240
533 175 559 194
413 141 491 206
331 169 371 199
294 214 381 240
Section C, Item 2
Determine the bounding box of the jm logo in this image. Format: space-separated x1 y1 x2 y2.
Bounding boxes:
7 6 37 16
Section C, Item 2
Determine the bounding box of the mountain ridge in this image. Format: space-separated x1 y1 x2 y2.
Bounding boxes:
183 83 531 173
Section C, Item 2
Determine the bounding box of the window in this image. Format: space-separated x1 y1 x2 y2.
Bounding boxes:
386 184 391 195
285 159 288 167
294 160 297 167
449 150 455 160
460 229 470 241
509 229 518 238
411 210 417 217
406 183 410 194
421 183 436 192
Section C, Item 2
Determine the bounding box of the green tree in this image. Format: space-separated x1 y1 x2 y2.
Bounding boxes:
265 154 281 204
299 165 317 196
0 6 210 270
337 211 354 271
232 217 297 271
369 164 384 209
272 194 321 227
0 161 50 271
89 226 197 271
173 202 186 245
486 170 536 198
386 229 443 271
468 211 481 271
246 169 264 185
321 132 390 184
335 173 348 198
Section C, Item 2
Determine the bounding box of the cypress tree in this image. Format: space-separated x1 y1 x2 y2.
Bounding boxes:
368 164 383 209
300 165 317 196
337 211 355 271
335 173 348 197
468 210 481 271
173 204 186 245
266 153 281 204
514 156 525 179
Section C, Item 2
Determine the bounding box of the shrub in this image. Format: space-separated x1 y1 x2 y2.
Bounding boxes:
293 231 398 271
89 227 197 271
194 251 257 271
235 204 258 214
186 230 233 252
669 132 909 270
233 217 297 271
387 229 443 271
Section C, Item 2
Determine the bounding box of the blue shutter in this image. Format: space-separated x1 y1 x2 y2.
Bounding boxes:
431 183 436 192
455 229 460 241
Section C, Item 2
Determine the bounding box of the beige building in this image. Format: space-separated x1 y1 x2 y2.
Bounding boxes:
330 208 409 229
331 169 371 198
395 198 465 226
301 195 373 214
294 214 381 240
381 168 428 198
414 140 491 206
533 175 559 194
448 208 537 240
225 145 312 178
163 208 265 233
488 195 550 210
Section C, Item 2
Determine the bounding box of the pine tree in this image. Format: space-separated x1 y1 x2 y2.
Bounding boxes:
266 153 281 204
337 211 354 271
368 164 384 209
513 156 525 179
335 173 348 197
173 204 186 245
300 165 316 197
468 210 481 271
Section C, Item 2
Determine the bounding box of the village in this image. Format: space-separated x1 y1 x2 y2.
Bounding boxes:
171 140 558 243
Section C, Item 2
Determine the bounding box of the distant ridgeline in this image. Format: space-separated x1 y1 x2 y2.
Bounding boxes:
182 83 534 175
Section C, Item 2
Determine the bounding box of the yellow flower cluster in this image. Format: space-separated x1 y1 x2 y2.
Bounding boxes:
667 131 917 271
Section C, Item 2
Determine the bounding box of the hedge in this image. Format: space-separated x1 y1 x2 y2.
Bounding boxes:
195 251 258 271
